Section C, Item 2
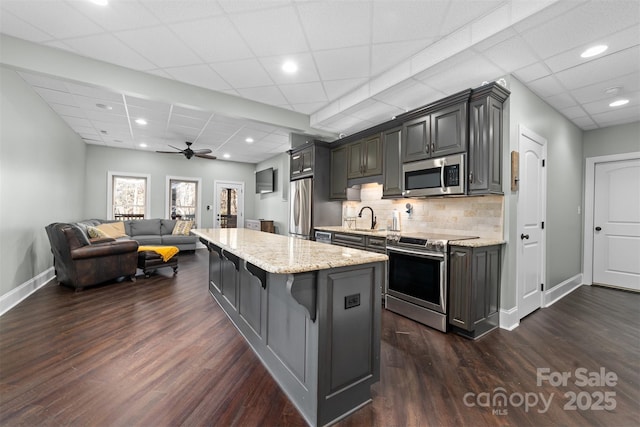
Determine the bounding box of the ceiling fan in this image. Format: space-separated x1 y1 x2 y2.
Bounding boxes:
156 141 216 160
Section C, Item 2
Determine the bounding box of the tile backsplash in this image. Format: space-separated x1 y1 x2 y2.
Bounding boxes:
343 183 504 240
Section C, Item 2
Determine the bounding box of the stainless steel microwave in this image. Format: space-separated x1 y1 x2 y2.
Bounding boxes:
402 153 466 197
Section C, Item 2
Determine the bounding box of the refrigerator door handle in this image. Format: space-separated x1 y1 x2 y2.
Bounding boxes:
293 186 300 226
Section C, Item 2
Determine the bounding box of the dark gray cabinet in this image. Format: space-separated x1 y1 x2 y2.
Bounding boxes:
347 133 382 178
449 244 501 339
330 145 349 199
468 83 510 194
382 127 402 198
401 101 467 163
290 145 314 180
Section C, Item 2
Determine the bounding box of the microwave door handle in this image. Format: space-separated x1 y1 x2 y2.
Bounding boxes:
440 162 446 191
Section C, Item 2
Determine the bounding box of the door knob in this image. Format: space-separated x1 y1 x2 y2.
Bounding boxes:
520 233 530 240
595 226 602 231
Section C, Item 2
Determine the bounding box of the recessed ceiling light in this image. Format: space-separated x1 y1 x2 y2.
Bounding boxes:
223 153 231 159
135 118 147 125
609 99 629 107
282 60 298 74
90 0 109 6
245 137 254 143
96 103 112 110
604 86 622 95
139 143 148 148
580 44 608 58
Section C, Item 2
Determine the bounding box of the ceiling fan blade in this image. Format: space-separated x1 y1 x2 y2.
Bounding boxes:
192 148 212 154
195 153 217 160
168 144 184 151
156 150 182 154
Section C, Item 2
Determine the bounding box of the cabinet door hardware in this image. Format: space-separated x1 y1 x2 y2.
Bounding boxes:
520 233 530 240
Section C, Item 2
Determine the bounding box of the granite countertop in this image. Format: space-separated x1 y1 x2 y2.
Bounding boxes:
314 226 388 237
192 228 388 275
449 238 506 247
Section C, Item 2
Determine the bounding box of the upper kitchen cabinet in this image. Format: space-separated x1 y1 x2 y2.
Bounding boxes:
401 93 469 163
330 145 349 199
347 133 383 179
290 145 314 180
382 127 403 198
468 83 510 194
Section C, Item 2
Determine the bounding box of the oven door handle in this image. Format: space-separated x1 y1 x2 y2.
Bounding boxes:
386 246 445 259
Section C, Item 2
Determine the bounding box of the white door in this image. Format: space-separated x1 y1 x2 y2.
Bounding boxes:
213 181 244 229
593 159 640 290
517 126 547 319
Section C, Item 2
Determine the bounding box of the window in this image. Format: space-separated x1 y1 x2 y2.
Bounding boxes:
167 176 201 227
107 172 150 220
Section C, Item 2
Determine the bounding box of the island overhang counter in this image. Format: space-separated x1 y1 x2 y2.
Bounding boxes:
192 228 388 427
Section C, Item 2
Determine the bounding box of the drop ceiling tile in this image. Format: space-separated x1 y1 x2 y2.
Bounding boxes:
554 47 640 90
559 105 589 120
62 34 157 71
571 72 640 104
70 0 161 32
442 0 504 35
0 10 53 42
229 6 308 57
65 83 123 102
411 29 472 75
571 116 597 129
143 0 224 23
62 116 93 129
373 79 445 112
314 46 371 81
323 78 369 100
512 62 552 83
33 87 77 106
125 96 170 112
0 1 104 39
480 35 539 72
591 101 640 127
169 16 253 63
582 90 640 115
297 1 371 50
372 1 449 44
521 0 640 60
211 58 275 88
372 40 433 77
544 25 640 74
544 92 577 110
115 26 202 68
163 65 231 92
526 75 566 98
171 106 212 121
343 100 406 124
74 96 126 115
470 2 511 45
84 109 127 123
279 82 328 105
169 114 208 129
236 86 288 106
259 54 320 85
416 53 505 94
127 106 169 123
18 72 68 91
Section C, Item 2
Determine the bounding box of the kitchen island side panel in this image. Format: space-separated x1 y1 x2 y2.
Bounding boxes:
203 241 382 427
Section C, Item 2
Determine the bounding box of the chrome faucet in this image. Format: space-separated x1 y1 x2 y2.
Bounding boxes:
358 206 377 230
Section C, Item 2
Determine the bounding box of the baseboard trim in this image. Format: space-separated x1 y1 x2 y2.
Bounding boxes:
499 306 519 331
544 274 583 308
0 267 55 317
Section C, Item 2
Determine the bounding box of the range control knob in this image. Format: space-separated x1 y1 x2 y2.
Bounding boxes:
435 241 445 250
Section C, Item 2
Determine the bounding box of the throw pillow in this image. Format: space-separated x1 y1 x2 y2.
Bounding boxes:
87 226 108 239
172 220 193 235
96 221 128 238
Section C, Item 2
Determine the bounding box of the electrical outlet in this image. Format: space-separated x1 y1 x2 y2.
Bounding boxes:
577 206 581 215
344 293 360 309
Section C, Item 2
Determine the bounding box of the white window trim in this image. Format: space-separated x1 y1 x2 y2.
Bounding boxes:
165 175 202 226
107 171 151 220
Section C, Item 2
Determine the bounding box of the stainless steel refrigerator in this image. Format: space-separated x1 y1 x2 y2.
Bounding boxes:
289 177 342 239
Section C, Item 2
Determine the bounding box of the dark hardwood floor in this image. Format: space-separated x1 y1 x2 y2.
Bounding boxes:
1 249 638 426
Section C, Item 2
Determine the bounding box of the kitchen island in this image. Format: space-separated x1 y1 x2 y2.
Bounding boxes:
191 228 387 427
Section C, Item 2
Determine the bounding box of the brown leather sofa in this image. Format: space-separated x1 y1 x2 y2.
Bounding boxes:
45 222 139 290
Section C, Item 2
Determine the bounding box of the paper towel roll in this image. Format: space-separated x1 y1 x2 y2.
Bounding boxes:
392 209 401 231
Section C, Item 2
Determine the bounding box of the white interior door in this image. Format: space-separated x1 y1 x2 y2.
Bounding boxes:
517 126 547 319
213 181 244 229
593 159 640 290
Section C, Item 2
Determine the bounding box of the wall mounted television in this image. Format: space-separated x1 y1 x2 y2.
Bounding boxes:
256 167 274 194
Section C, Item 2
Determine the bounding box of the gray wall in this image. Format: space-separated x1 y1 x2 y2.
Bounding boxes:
0 66 86 296
583 121 640 159
84 145 257 229
254 152 290 235
502 77 584 310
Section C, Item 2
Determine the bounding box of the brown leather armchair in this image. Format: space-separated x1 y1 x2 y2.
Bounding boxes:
45 222 139 290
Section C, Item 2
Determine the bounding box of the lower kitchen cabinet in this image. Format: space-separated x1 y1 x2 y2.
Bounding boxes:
448 244 501 339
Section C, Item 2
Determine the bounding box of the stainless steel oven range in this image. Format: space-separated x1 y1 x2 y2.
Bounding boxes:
385 232 477 332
